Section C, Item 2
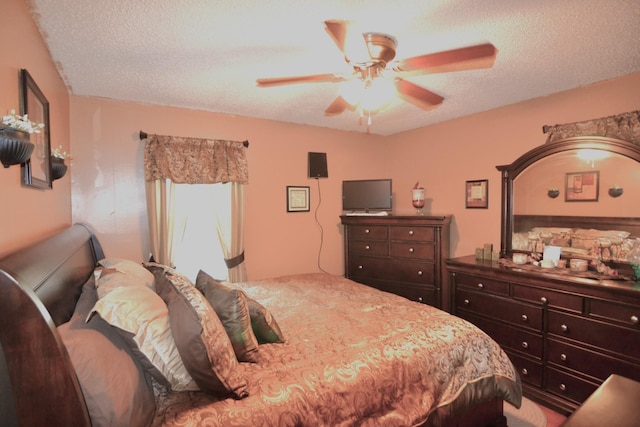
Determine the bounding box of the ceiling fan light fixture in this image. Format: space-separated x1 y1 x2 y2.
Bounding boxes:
360 76 395 112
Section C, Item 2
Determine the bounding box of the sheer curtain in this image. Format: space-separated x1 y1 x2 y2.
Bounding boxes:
143 133 248 282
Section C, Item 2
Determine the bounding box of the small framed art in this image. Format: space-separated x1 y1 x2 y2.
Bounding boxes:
286 186 310 212
466 179 488 209
565 171 599 202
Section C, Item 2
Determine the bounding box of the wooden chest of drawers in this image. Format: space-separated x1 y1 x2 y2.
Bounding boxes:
446 255 640 415
341 215 451 309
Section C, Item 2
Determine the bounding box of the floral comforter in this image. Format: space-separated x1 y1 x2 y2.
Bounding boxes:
152 273 521 427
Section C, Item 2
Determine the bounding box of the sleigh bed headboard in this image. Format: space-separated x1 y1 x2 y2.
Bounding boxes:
0 224 104 427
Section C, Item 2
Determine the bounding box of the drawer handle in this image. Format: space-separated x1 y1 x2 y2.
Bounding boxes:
409 248 415 253
560 353 567 361
560 324 568 333
365 245 370 250
631 315 639 325
358 265 363 270
521 314 528 322
464 299 470 305
477 283 484 289
365 229 370 234
521 341 529 349
417 270 423 276
521 368 528 376
409 230 414 236
540 297 548 304
559 384 566 392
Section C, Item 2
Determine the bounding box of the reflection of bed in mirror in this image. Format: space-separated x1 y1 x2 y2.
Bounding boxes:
511 214 640 272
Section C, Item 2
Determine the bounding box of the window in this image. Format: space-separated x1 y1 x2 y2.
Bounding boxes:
172 183 230 282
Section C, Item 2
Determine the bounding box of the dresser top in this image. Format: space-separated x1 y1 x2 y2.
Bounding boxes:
447 255 640 299
340 214 452 226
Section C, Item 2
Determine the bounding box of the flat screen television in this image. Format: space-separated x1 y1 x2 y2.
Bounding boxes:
342 179 392 212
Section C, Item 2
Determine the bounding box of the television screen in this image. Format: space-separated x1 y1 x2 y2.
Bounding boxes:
342 179 392 211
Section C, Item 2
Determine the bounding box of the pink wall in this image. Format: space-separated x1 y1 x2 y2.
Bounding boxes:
70 97 388 279
0 0 71 257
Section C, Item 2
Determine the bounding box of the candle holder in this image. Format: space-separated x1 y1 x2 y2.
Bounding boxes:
411 188 426 215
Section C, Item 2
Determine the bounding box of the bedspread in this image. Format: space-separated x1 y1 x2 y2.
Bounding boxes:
152 273 521 427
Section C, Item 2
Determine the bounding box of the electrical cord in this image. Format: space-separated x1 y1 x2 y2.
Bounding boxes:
313 178 329 274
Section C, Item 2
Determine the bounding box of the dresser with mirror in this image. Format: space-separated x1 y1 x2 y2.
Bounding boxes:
446 134 640 415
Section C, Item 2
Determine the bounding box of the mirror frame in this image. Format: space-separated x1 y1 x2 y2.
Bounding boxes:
496 136 640 256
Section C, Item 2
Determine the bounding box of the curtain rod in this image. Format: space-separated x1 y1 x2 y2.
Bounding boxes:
139 131 249 147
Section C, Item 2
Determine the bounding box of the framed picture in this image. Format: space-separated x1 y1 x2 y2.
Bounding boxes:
286 186 310 212
20 69 51 189
565 171 599 202
466 179 488 209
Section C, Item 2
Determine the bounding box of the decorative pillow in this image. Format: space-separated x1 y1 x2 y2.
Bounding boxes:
146 263 249 398
246 296 286 344
195 270 260 362
195 270 284 344
95 258 155 298
88 283 198 392
98 258 155 286
59 279 156 427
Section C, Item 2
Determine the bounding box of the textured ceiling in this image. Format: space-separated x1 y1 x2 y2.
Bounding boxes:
27 0 640 136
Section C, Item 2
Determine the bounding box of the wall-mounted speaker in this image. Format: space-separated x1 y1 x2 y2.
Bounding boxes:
308 152 328 178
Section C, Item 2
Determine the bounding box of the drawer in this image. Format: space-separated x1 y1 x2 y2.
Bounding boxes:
390 241 434 260
506 350 543 387
512 284 582 313
349 225 388 241
545 366 599 405
372 282 437 306
349 240 388 256
389 226 434 242
456 289 542 331
548 310 640 357
349 256 434 285
391 259 434 285
460 312 543 359
454 273 509 296
547 338 640 383
589 299 640 328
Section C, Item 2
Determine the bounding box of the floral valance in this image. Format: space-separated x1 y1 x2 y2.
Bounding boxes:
544 110 640 145
144 134 248 184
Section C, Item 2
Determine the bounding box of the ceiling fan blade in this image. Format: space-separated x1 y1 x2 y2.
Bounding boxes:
324 19 350 54
325 19 371 63
395 43 497 74
256 73 345 87
324 96 354 116
395 78 443 110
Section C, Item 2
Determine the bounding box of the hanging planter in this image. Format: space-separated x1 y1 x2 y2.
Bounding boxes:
0 127 35 168
50 156 68 180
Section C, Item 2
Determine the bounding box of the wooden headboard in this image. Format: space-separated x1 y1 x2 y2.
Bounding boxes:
0 224 104 427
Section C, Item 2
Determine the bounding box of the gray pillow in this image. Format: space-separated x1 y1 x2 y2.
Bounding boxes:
146 263 249 398
195 270 284 345
58 279 156 427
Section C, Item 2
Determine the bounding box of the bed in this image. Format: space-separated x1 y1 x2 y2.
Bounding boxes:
0 224 521 427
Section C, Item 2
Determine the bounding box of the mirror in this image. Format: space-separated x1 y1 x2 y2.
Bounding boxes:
497 136 640 271
19 68 51 189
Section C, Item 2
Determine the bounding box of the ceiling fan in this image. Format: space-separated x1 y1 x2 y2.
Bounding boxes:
256 20 498 118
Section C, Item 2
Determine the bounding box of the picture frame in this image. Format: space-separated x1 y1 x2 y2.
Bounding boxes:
465 179 488 209
565 171 599 202
19 69 51 189
286 186 310 212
